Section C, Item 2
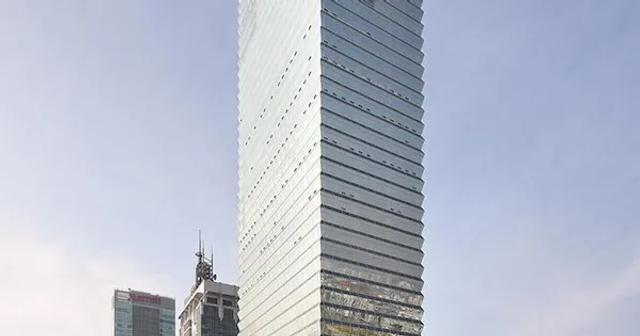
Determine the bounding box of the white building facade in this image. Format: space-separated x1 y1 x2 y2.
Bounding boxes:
238 1 425 335
179 280 240 336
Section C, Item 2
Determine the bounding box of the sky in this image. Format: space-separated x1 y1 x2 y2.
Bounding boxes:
0 0 638 335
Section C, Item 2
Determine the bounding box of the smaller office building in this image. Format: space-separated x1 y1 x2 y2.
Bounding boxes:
113 289 175 336
179 237 239 336
179 279 239 336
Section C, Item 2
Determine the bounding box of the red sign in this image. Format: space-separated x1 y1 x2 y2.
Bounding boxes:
129 293 161 305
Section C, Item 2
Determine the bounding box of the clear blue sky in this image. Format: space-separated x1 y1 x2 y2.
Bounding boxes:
0 0 638 335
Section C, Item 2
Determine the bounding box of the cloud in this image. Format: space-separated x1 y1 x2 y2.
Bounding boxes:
0 224 170 336
515 256 640 335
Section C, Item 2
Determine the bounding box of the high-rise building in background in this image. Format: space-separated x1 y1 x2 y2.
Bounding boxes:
238 0 425 335
179 280 240 336
179 237 240 336
113 289 175 336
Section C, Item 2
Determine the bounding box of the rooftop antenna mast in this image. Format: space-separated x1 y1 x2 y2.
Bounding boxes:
194 229 216 287
196 230 204 261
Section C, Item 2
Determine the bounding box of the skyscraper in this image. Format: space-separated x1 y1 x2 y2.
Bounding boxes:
238 1 425 335
113 289 175 336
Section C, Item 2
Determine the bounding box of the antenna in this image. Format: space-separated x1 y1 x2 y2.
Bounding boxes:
194 229 216 287
196 230 204 262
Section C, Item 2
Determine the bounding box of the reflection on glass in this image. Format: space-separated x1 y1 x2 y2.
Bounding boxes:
321 272 423 306
322 257 423 292
321 289 422 322
322 304 422 334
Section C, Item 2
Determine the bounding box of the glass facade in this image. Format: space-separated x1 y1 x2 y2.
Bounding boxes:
113 289 175 336
238 0 425 335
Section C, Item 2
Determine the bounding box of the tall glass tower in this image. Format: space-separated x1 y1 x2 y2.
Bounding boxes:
237 1 425 335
